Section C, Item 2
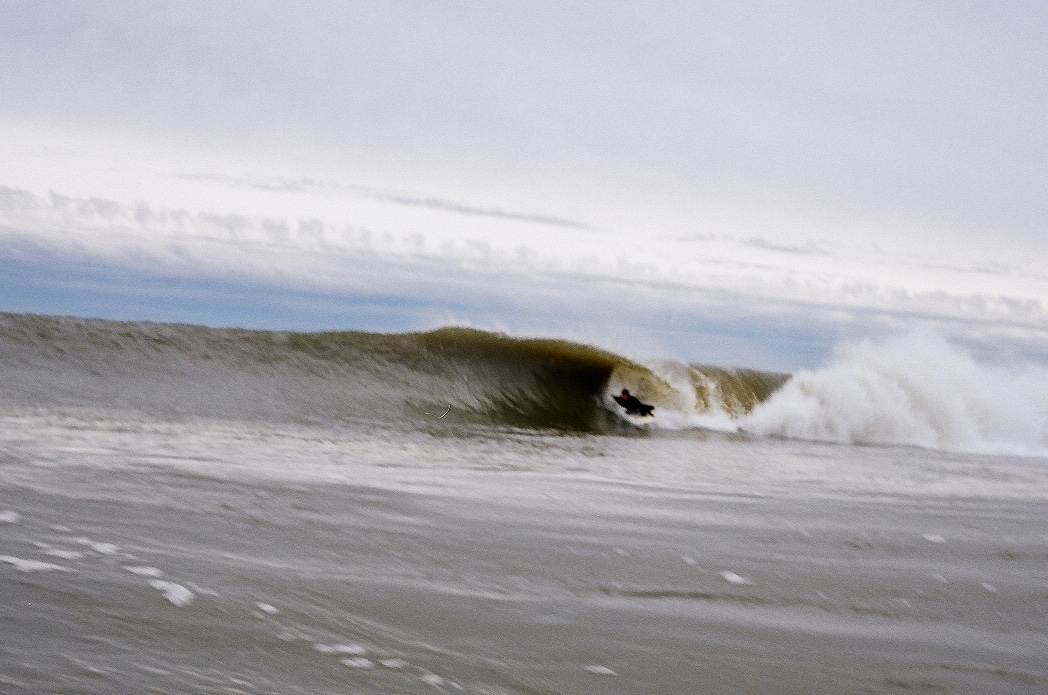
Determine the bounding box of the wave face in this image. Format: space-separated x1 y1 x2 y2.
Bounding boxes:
3 312 1045 456
743 333 1048 456
0 312 784 434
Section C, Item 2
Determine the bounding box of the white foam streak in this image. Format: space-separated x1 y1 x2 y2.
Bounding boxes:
1 555 73 572
149 580 195 607
742 333 1048 455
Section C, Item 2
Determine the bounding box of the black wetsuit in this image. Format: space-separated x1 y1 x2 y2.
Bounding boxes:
613 394 655 416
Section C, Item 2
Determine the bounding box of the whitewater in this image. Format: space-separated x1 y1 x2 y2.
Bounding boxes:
2 311 1047 694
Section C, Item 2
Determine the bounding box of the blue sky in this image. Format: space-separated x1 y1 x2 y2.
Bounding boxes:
1 1 1046 370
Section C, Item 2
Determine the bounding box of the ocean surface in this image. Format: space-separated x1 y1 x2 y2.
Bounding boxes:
1 312 1046 694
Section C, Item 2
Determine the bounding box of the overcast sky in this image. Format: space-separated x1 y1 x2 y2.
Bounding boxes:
1 1 1046 369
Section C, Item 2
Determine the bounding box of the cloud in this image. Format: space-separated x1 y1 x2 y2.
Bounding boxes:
177 173 593 230
3 2 1045 252
351 186 593 230
2 182 1047 370
678 233 827 257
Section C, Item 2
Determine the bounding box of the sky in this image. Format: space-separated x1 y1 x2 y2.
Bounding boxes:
1 1 1046 370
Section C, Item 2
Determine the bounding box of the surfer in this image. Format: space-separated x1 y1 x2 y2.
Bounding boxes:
613 389 654 417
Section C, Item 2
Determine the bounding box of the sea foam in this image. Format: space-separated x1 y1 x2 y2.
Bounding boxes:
1 555 73 572
149 580 195 607
742 333 1048 455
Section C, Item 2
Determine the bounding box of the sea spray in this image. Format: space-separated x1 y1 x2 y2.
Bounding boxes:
742 332 1048 455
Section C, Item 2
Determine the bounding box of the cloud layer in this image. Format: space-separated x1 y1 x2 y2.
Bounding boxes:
2 175 1046 369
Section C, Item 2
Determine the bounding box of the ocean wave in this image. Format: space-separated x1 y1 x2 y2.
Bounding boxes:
2 312 1043 455
0 312 783 433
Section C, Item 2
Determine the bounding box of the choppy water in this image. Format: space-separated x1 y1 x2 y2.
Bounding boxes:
1 312 1047 694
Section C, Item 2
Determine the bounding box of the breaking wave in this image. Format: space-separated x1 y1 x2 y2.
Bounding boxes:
742 333 1048 456
1 312 1045 455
